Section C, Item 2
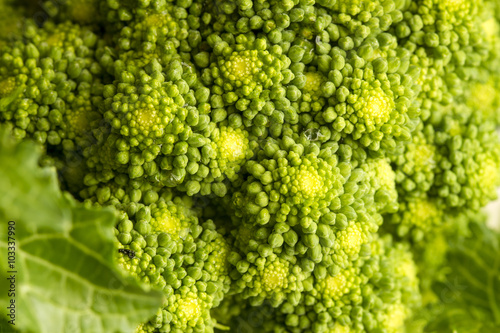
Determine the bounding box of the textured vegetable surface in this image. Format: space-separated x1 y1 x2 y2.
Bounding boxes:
0 0 500 332
0 127 163 333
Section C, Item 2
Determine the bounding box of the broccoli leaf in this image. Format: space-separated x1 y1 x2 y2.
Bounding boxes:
0 127 163 333
409 221 500 333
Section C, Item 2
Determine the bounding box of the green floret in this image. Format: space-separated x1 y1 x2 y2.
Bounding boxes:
363 157 399 213
84 55 247 197
220 134 381 305
102 0 185 23
211 43 286 99
315 47 420 152
102 0 204 63
114 196 231 332
332 0 398 16
391 197 443 240
211 125 253 180
0 76 16 97
463 2 500 124
392 129 437 198
395 0 494 123
222 235 421 333
103 60 181 149
467 78 500 124
408 105 499 209
389 103 500 239
199 32 291 137
295 70 328 113
0 20 105 152
115 7 185 56
331 221 371 268
230 252 307 307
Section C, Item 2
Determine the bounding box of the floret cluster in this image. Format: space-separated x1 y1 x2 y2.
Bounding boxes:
1 0 499 332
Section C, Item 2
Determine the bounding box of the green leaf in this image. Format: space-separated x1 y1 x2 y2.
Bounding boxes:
409 221 500 333
0 128 163 333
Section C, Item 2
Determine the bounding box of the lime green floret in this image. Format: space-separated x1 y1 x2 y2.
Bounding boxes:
111 94 178 147
467 79 500 123
149 199 197 238
303 72 325 98
330 220 374 269
390 103 500 236
380 303 409 333
482 17 500 41
213 126 253 179
260 257 289 292
389 109 500 240
317 267 359 301
392 130 437 197
366 158 396 191
167 293 206 329
226 136 382 281
115 202 231 332
208 233 231 276
220 50 260 88
364 158 398 213
92 57 235 197
212 41 288 98
233 144 339 227
115 7 186 56
434 0 475 20
407 198 440 231
318 52 418 151
332 0 385 15
205 33 289 101
332 221 370 267
298 71 328 113
408 138 436 174
391 197 442 240
0 77 16 97
274 153 333 204
432 107 499 209
60 90 102 149
471 151 500 201
252 235 420 333
64 98 93 136
231 252 307 307
330 323 353 333
0 20 102 145
104 65 179 149
359 87 394 126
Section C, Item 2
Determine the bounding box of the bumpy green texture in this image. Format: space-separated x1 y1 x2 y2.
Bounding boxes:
82 182 232 332
80 48 257 197
389 105 500 240
220 133 387 306
199 0 422 151
217 235 421 333
0 126 163 333
1 0 500 332
0 20 105 162
116 214 231 333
